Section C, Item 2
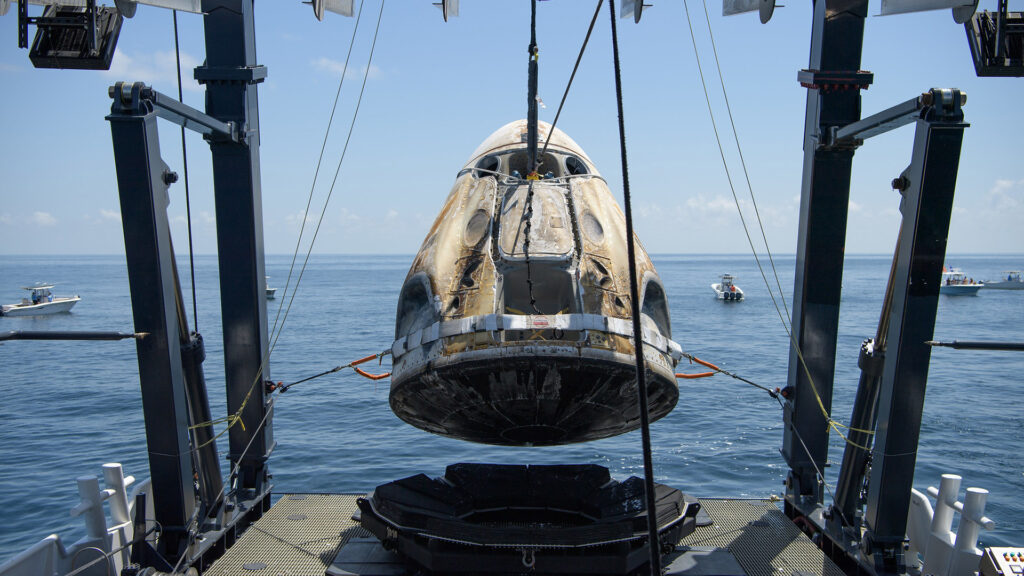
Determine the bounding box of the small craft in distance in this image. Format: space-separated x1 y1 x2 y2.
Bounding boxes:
982 271 1023 290
712 274 744 301
0 284 80 317
939 267 983 296
265 276 277 299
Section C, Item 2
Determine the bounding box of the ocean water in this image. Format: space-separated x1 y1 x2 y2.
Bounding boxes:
0 253 1021 562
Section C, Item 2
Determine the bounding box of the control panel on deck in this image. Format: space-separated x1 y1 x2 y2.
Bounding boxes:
982 548 1024 576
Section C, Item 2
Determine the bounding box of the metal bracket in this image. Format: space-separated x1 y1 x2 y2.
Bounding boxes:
798 69 874 93
108 82 241 142
821 88 966 150
194 64 268 85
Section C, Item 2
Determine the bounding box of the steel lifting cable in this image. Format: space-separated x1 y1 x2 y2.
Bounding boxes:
680 0 871 445
171 399 278 575
670 360 860 528
674 353 781 397
186 0 388 452
269 0 386 354
271 0 367 341
698 0 791 325
606 1 660 574
173 9 198 330
272 350 392 392
538 0 604 161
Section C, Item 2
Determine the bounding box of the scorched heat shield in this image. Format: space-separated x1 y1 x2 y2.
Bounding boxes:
390 120 682 446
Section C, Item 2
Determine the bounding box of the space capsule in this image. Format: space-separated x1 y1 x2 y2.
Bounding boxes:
390 120 682 446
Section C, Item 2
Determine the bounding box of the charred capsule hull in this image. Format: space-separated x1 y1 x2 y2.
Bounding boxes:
391 120 681 446
391 335 679 446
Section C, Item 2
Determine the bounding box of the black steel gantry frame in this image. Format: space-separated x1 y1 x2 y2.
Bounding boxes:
105 0 273 569
782 0 970 574
97 0 974 573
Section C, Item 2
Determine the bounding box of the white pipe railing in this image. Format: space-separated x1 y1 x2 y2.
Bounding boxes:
0 463 144 576
907 474 995 576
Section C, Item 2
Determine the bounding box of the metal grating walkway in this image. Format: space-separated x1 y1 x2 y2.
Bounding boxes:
205 494 368 576
205 494 846 576
678 498 846 576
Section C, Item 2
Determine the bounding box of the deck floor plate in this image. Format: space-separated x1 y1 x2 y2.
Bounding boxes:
206 494 369 576
206 494 846 576
679 499 846 576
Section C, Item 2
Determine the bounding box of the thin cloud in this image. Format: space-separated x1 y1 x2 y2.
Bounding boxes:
286 212 317 226
686 195 739 215
32 212 56 226
987 178 1023 211
0 213 11 225
104 50 202 92
312 57 381 80
99 209 122 222
336 207 361 223
0 62 19 72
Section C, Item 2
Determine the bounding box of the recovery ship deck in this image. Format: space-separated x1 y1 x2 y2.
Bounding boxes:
207 494 845 576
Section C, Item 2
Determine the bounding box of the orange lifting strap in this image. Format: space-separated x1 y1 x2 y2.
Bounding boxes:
675 355 719 379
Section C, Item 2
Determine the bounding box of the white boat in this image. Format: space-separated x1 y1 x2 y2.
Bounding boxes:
266 276 277 299
982 271 1024 290
940 268 983 296
0 285 80 317
712 274 744 301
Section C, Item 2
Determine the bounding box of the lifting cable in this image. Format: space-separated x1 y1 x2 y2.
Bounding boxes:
184 0 387 452
680 0 872 447
272 350 392 393
173 9 198 330
696 0 791 325
538 0 604 161
168 5 389 573
268 0 385 353
269 0 367 342
606 1 660 574
674 353 780 398
671 359 868 529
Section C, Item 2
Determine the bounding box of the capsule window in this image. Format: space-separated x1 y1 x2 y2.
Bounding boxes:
395 274 438 338
641 280 671 339
507 151 562 178
565 156 589 176
475 155 500 175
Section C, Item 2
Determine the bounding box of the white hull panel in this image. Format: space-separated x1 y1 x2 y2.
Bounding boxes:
712 283 744 301
1 297 80 316
939 285 982 296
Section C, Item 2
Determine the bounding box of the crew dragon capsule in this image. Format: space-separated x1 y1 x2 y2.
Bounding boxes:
390 120 683 446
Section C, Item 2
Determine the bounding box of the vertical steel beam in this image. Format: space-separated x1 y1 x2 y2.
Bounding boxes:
198 0 273 493
107 82 196 558
864 94 967 566
782 0 870 511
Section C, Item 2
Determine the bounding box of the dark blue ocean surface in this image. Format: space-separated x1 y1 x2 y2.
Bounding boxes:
1 253 1021 561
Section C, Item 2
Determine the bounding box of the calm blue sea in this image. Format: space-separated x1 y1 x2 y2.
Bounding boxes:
1 253 1021 561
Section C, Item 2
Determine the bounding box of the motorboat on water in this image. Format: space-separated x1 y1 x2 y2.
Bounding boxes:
266 276 277 299
712 274 744 301
940 267 983 296
983 271 1023 290
0 284 80 317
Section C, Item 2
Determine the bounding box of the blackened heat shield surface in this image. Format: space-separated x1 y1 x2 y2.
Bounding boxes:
389 353 679 446
356 463 699 575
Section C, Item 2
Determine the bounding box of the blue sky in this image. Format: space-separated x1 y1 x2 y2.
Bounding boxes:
1 0 1021 255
